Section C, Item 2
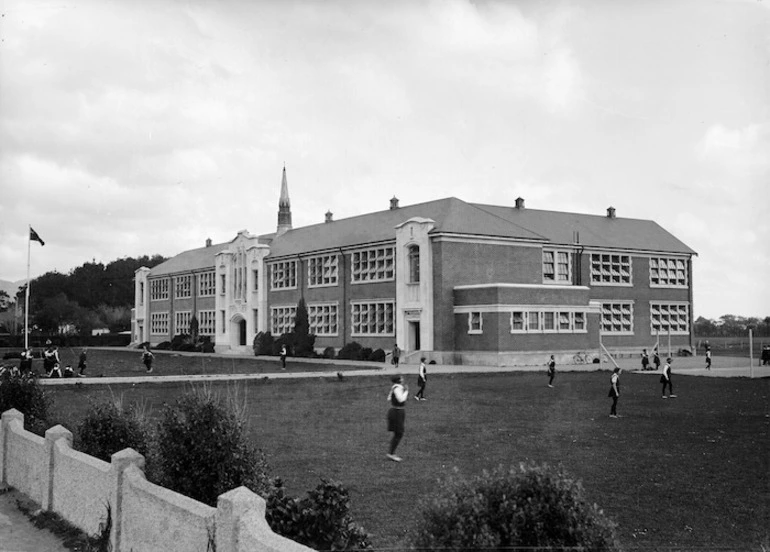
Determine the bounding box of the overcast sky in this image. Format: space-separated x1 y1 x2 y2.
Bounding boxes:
0 0 768 320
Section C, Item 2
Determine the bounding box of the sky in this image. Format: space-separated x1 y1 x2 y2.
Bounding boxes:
0 0 768 320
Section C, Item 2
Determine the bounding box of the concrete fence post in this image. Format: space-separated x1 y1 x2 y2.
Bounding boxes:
1 409 24 486
110 448 145 552
216 486 259 552
43 425 73 511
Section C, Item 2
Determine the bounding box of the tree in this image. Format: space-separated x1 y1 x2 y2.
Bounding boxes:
292 297 315 357
0 289 10 312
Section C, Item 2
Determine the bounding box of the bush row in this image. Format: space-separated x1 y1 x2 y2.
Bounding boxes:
253 332 386 362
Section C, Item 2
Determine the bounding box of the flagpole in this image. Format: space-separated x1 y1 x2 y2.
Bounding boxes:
25 225 31 349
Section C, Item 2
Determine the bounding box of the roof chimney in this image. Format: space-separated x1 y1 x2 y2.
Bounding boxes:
205 238 212 247
390 196 399 210
515 197 525 209
607 206 616 219
325 210 333 223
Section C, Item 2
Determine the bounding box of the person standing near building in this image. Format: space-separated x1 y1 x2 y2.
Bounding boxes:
547 355 556 387
392 344 401 368
653 349 661 371
280 344 287 369
78 348 88 376
641 349 650 371
705 349 712 371
660 357 676 398
415 357 427 400
609 367 621 418
386 375 408 462
142 344 154 374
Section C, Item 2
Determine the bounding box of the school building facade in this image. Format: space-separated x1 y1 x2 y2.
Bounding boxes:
132 169 697 365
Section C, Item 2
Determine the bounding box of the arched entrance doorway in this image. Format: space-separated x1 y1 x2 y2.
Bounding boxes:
229 315 248 350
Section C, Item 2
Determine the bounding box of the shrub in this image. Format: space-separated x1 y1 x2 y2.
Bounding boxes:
253 331 275 356
267 477 372 550
0 372 51 435
154 386 271 507
323 347 336 359
369 348 386 362
337 342 363 360
412 463 621 552
155 341 171 350
360 347 373 361
77 396 153 464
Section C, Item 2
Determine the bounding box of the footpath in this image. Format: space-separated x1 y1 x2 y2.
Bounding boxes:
2 355 768 551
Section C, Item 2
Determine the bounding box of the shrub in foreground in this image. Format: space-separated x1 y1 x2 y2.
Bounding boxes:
412 463 621 552
0 372 51 435
267 477 372 550
154 386 271 506
77 398 153 463
337 342 363 360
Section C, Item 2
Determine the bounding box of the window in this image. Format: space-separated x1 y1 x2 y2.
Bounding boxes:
198 310 215 335
308 255 338 287
175 311 192 334
600 302 634 334
308 303 338 336
650 257 687 287
232 247 247 300
510 310 587 334
543 312 556 331
408 245 420 284
591 254 631 285
351 301 394 336
650 303 690 334
468 311 482 334
253 270 259 291
270 260 297 290
198 271 215 297
175 275 191 299
139 282 144 305
150 278 169 301
220 274 226 295
352 247 395 283
220 310 226 332
150 312 169 335
543 249 571 283
271 306 297 336
527 311 540 331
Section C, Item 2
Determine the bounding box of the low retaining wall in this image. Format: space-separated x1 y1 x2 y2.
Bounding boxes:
0 408 313 552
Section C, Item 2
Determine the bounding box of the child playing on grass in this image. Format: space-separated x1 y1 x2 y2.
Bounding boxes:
387 375 408 462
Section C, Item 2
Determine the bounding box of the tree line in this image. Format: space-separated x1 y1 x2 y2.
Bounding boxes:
0 255 167 337
693 314 770 338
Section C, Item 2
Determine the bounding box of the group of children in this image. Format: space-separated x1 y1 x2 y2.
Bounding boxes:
39 343 88 378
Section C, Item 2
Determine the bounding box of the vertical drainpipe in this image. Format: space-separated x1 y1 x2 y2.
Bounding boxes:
688 255 695 354
339 248 346 348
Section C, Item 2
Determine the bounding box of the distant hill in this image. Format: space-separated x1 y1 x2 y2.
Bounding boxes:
0 278 25 299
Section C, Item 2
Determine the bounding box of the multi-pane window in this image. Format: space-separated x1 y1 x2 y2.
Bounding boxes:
232 247 247 300
351 247 395 283
308 303 339 336
351 301 394 336
175 275 191 298
197 310 216 335
271 306 297 336
408 245 420 284
591 254 631 285
220 274 226 295
198 271 215 297
543 250 571 283
468 311 482 334
150 312 169 335
650 257 687 287
253 270 259 291
308 255 338 287
650 303 690 334
150 278 169 301
600 302 634 333
175 311 192 335
510 310 587 333
139 282 144 305
270 261 297 290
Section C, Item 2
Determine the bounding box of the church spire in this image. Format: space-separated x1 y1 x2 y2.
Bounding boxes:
277 165 292 236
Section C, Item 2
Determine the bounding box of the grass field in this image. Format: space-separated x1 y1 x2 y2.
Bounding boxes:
41 364 769 552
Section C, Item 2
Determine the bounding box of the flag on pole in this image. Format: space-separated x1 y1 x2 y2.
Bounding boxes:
30 227 45 246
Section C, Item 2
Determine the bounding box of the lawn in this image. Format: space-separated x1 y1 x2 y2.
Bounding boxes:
42 368 769 551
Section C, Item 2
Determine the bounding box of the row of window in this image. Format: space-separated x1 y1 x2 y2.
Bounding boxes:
542 251 688 287
270 301 395 337
150 272 217 301
150 310 216 336
465 302 690 335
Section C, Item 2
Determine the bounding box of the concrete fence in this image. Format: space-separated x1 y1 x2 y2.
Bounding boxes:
1 408 313 552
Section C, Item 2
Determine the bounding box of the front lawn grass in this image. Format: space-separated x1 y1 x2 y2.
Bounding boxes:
47 370 769 551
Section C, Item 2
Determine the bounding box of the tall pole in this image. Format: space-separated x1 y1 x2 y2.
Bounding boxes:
25 226 31 350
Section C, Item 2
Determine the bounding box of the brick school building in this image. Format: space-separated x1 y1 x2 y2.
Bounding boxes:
132 168 696 365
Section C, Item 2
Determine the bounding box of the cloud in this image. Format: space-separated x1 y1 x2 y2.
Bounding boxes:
696 122 770 179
